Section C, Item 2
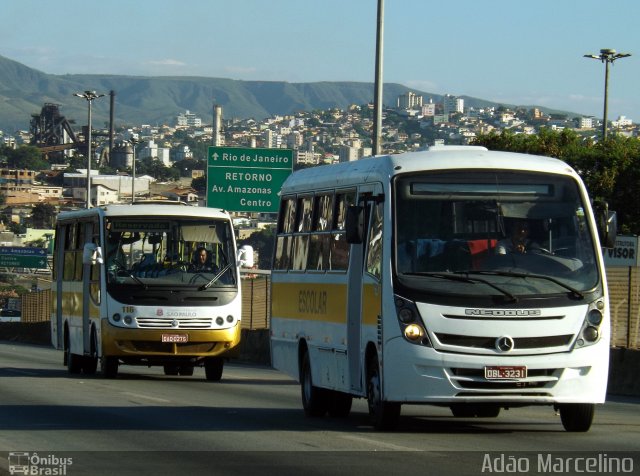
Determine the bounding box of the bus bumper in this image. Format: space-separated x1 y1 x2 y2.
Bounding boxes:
382 337 609 405
100 319 241 360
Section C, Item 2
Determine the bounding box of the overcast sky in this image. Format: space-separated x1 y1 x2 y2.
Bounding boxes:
1 0 637 119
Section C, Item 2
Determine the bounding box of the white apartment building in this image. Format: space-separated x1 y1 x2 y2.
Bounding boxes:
443 94 464 115
422 99 436 117
397 91 423 110
140 139 172 167
176 110 202 128
612 116 633 128
578 117 595 129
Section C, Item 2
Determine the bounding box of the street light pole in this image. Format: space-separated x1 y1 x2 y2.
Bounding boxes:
584 49 631 140
74 90 105 208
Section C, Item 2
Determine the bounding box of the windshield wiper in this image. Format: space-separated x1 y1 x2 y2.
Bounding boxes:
462 270 584 299
112 258 147 289
198 263 235 291
404 271 517 303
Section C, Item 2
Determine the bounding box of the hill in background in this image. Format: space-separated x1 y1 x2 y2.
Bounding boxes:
0 54 572 132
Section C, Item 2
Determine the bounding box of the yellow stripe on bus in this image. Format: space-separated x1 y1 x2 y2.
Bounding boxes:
271 281 380 325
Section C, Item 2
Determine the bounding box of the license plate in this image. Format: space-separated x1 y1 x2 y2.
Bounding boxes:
162 334 188 343
484 366 527 379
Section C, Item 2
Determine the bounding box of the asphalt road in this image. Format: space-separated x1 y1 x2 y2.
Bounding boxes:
0 342 638 476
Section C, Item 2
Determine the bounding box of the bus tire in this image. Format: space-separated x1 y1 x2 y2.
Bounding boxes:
179 364 194 376
367 355 401 430
164 364 180 376
204 357 223 381
300 351 328 417
82 329 98 375
327 390 353 418
559 403 594 432
101 356 119 379
66 351 82 374
82 356 98 375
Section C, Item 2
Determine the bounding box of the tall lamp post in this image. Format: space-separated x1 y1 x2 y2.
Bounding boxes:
583 49 631 140
73 90 105 208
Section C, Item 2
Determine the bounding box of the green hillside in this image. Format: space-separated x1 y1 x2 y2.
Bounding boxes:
0 54 560 132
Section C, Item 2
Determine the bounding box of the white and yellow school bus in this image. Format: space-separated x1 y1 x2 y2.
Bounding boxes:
270 146 616 431
51 203 247 380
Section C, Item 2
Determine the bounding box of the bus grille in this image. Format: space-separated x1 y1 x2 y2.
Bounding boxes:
435 333 573 350
136 317 214 329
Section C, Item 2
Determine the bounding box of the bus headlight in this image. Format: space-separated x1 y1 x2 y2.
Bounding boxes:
216 317 224 326
576 300 605 348
124 315 133 325
587 309 603 326
394 294 431 347
583 326 599 342
112 313 121 322
404 324 424 341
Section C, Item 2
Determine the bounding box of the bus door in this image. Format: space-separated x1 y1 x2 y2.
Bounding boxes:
78 219 100 356
347 184 383 394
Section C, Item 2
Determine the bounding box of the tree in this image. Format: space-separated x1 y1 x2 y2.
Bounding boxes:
1 145 48 170
191 176 206 192
31 203 57 229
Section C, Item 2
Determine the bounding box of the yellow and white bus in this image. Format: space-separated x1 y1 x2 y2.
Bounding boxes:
51 203 248 380
270 146 616 431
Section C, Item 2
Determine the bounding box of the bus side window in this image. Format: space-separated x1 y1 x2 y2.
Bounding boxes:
366 202 384 279
308 194 333 271
274 197 296 270
330 190 355 271
292 196 312 270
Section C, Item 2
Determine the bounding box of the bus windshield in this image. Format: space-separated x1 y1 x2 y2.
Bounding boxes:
105 217 236 290
394 170 599 298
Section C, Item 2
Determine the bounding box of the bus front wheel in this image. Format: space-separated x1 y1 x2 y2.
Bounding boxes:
204 357 223 381
300 351 328 417
559 403 594 432
367 356 401 430
101 356 119 379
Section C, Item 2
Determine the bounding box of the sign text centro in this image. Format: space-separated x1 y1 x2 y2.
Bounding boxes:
207 146 293 213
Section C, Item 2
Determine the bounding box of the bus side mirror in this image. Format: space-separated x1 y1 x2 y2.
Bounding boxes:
595 203 617 248
237 245 254 268
346 205 364 244
83 243 104 265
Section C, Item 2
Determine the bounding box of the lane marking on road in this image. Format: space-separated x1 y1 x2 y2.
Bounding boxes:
122 392 171 403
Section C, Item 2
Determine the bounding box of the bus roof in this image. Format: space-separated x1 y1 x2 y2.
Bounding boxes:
280 146 578 194
56 203 231 221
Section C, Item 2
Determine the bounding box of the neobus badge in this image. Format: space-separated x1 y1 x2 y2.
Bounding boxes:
464 309 542 317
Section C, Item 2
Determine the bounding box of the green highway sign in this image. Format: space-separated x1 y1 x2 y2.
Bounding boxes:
207 146 294 213
0 254 48 269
